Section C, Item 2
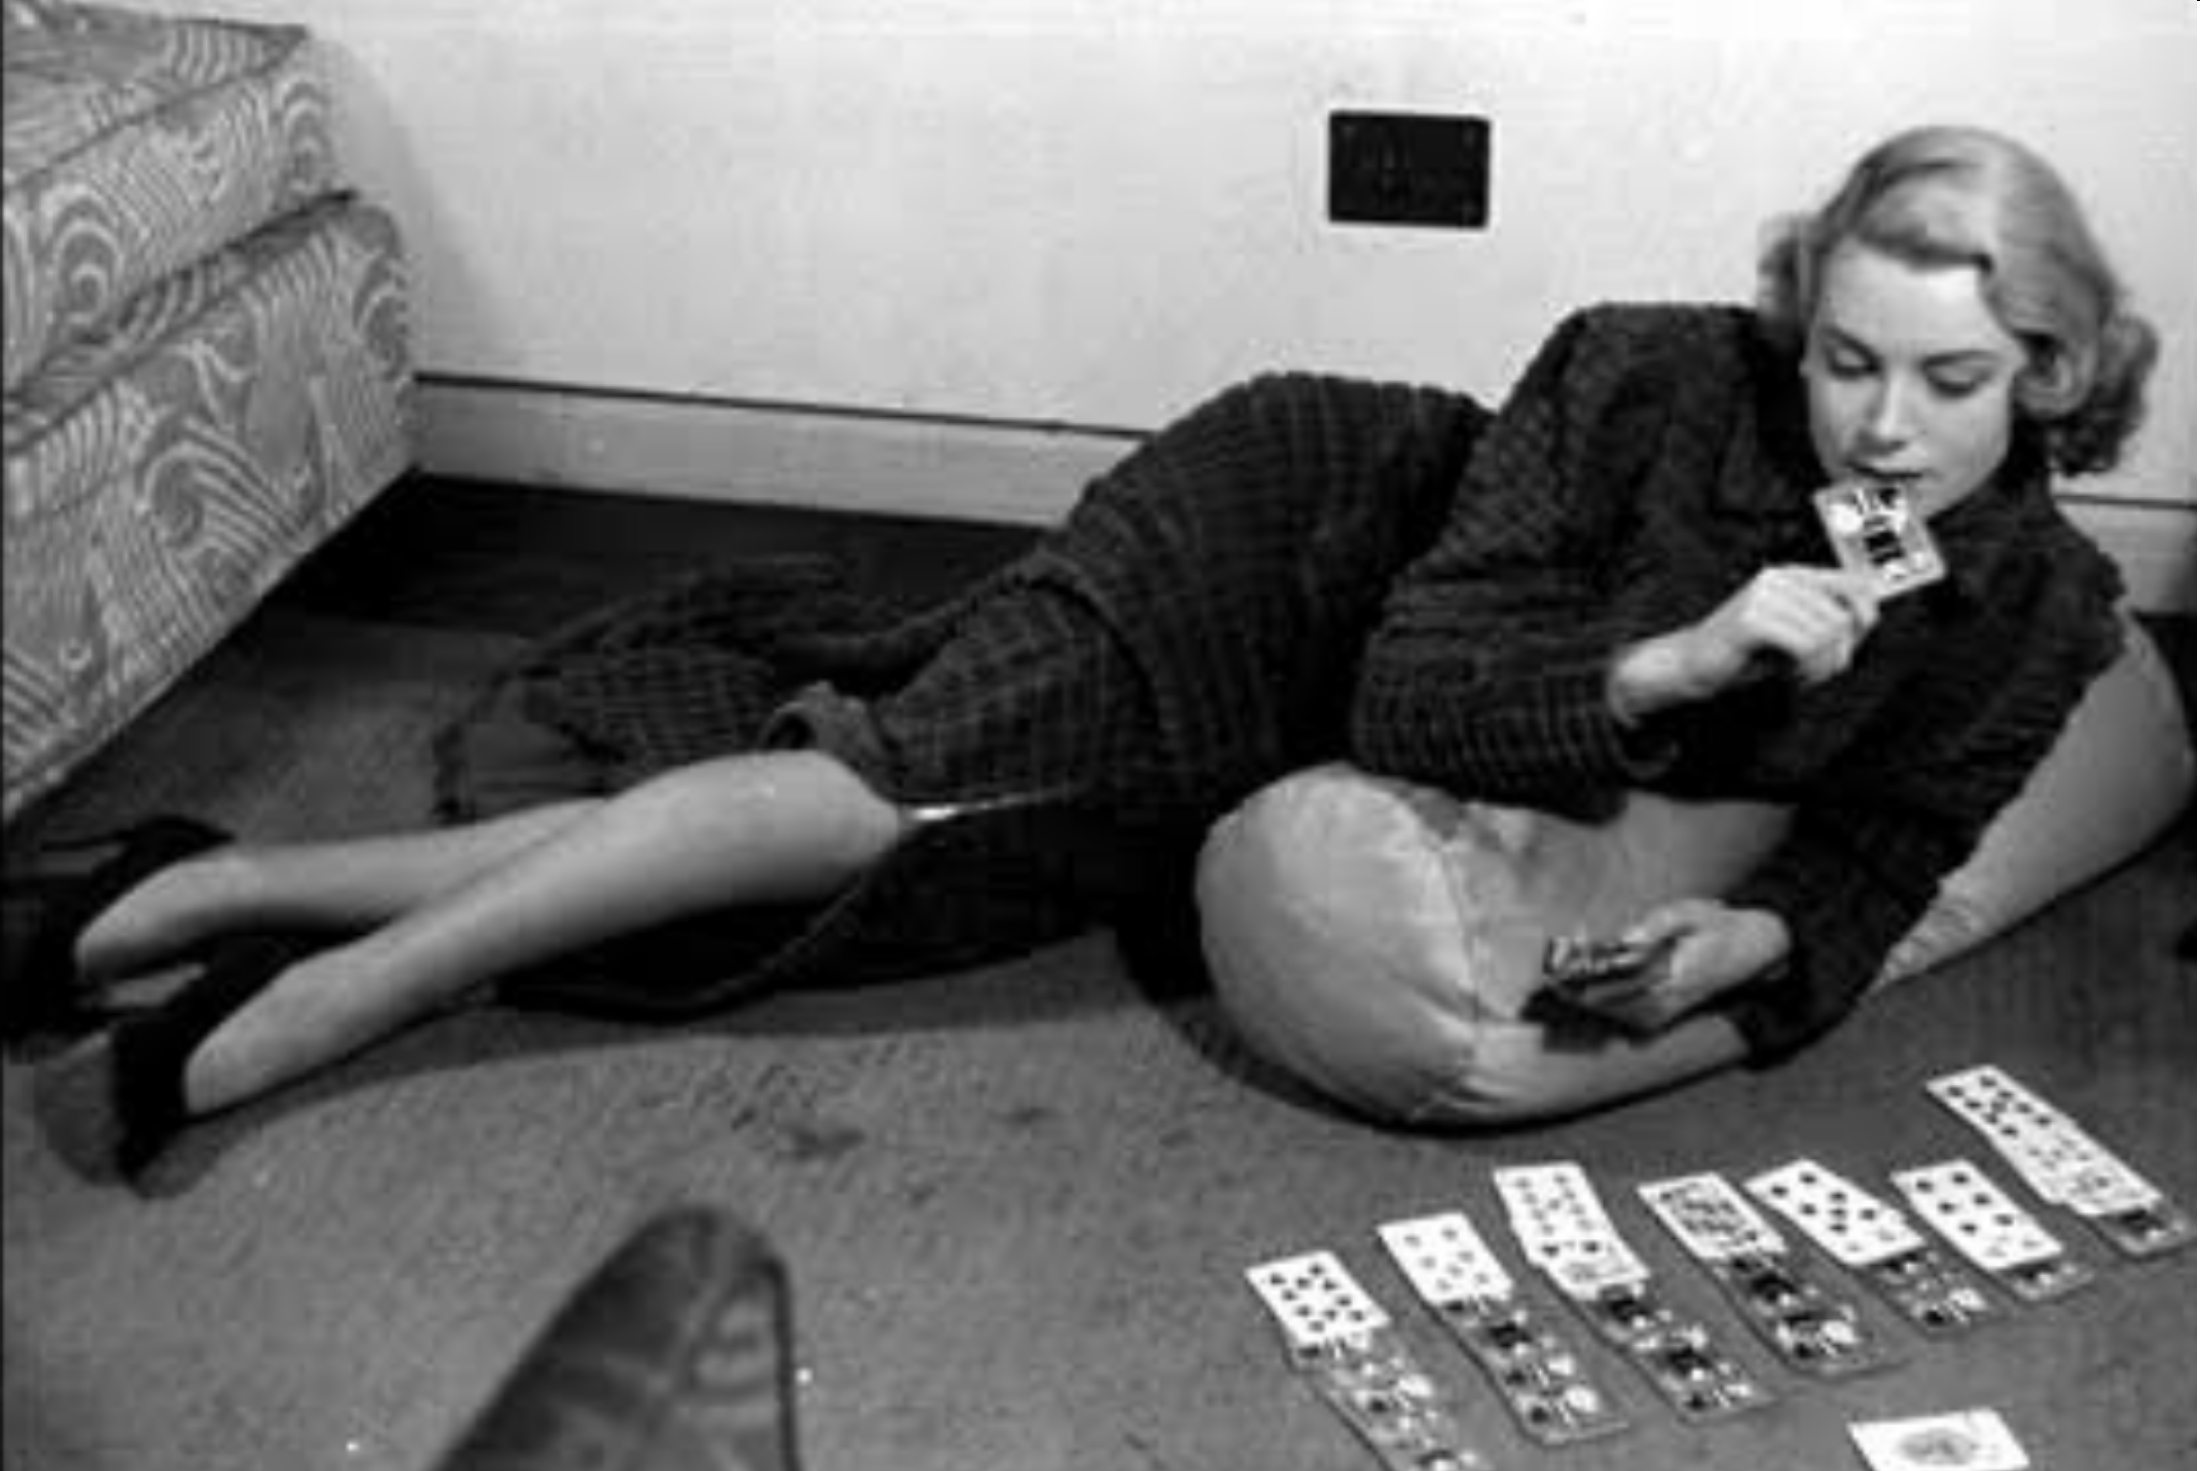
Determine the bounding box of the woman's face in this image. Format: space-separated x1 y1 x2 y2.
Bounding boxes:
1802 240 2029 519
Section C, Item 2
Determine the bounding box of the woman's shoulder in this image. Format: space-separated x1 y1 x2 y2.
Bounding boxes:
1558 301 1762 353
1530 302 1771 391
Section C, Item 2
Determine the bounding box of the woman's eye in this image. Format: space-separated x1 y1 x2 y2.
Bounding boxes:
1927 373 1990 399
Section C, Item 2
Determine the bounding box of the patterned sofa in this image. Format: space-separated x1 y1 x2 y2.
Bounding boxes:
3 0 412 822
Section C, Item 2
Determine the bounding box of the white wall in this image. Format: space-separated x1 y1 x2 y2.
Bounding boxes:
146 0 2195 562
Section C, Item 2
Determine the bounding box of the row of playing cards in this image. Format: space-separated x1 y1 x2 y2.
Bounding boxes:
1242 1064 2179 1469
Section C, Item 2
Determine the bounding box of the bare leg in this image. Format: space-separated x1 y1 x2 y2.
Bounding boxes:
183 749 903 1116
75 801 601 983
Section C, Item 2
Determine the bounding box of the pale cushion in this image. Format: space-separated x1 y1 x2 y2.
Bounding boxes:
1197 611 2192 1123
1876 609 2194 981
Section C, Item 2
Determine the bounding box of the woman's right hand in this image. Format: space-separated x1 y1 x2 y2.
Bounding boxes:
1609 566 1881 721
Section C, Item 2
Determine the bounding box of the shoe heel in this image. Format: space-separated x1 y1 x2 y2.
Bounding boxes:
4 815 234 1043
32 935 302 1180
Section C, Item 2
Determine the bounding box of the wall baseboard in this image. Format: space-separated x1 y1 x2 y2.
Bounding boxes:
420 378 2196 611
2051 498 2195 614
418 378 1138 528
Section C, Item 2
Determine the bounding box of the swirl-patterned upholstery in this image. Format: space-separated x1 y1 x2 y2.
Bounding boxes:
3 1 411 820
2 1 334 393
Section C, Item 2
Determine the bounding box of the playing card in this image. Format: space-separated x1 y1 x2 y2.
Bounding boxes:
1849 1408 2029 1470
1746 1159 1926 1267
1377 1212 1515 1306
1246 1251 1491 1471
1891 1160 2068 1273
1748 1158 1999 1334
1247 1251 1391 1351
1492 1162 1648 1293
1376 1211 1629 1445
1925 1066 2193 1254
1640 1172 1894 1379
1814 480 1945 597
1492 1163 1613 1251
1639 1173 1787 1262
1892 1158 2097 1301
1926 1066 2096 1201
1495 1166 1774 1420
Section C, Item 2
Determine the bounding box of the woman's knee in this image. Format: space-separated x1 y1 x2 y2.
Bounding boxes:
629 749 904 894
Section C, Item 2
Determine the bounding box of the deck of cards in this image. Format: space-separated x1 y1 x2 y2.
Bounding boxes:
1535 933 1676 1032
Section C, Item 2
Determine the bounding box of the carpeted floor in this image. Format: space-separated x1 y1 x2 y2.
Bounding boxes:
2 480 2192 1471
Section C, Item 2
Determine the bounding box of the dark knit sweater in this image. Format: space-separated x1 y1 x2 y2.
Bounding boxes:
1348 304 2125 1057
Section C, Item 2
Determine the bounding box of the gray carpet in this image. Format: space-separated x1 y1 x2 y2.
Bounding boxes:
3 601 2192 1471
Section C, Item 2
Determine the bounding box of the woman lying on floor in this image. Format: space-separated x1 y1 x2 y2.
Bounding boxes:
10 124 2169 1177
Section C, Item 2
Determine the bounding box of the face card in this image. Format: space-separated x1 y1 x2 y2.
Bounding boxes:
1641 1173 1894 1379
1813 480 1945 597
1848 1409 2030 1471
1492 1168 1774 1421
1638 1173 1787 1262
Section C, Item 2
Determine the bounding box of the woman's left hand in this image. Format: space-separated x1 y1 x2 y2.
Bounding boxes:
1591 899 1792 1033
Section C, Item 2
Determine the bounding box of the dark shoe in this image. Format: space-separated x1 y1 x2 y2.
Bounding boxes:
435 1208 803 1471
4 815 232 1039
34 933 301 1182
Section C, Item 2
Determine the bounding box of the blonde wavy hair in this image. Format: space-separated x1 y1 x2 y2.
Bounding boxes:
1759 125 2157 477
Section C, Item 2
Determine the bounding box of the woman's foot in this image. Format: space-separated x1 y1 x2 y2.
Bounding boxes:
68 835 250 988
33 934 305 1181
4 816 234 1037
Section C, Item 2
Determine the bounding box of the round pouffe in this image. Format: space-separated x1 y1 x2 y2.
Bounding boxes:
1196 769 1495 1122
1194 764 1790 1123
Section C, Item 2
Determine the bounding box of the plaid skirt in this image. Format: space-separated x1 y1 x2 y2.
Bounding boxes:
435 373 1488 1017
449 573 1200 1018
